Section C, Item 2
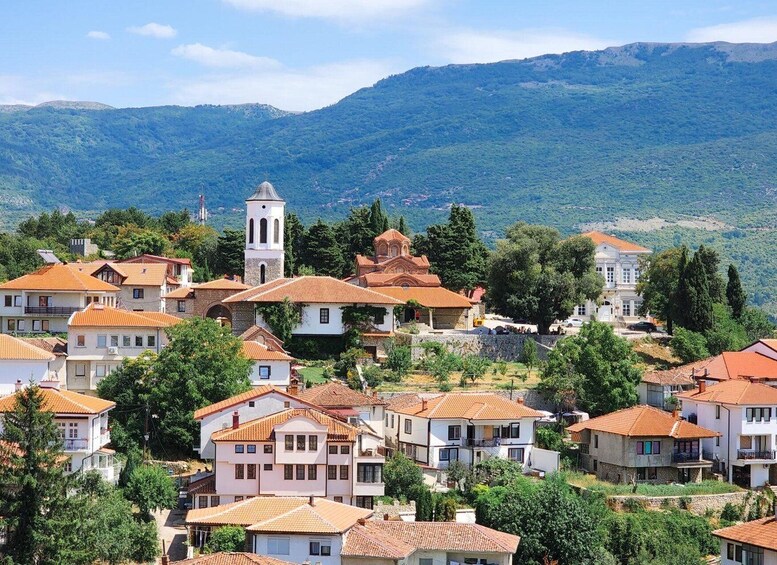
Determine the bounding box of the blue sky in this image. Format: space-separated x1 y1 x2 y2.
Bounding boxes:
2 0 777 111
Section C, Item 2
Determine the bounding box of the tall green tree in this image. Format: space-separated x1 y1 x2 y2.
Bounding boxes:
302 220 346 277
637 247 684 334
487 223 602 334
337 206 375 260
284 212 305 277
695 244 726 303
215 228 245 277
0 385 67 564
726 263 747 319
124 465 177 521
677 252 714 333
384 452 424 500
539 321 642 415
368 198 390 235
396 216 409 236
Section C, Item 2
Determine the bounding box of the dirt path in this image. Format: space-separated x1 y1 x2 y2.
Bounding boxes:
154 508 189 562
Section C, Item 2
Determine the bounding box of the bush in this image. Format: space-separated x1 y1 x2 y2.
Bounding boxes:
385 342 412 379
334 347 369 377
720 503 741 523
361 365 384 388
123 465 177 520
670 327 710 363
535 426 564 451
205 526 245 553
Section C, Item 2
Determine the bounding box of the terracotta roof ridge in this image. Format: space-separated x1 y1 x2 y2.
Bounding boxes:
249 501 316 530
3 335 56 360
201 497 258 522
348 524 412 557
471 523 520 552
55 389 113 413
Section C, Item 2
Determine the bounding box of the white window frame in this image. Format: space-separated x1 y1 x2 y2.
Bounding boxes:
97 335 107 348
267 537 290 555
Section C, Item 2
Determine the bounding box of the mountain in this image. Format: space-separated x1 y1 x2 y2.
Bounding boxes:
2 41 777 309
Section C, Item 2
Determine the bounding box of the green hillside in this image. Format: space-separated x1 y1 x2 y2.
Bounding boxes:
2 41 777 308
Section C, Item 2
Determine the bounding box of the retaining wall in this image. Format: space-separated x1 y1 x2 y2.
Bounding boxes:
579 488 752 517
396 333 562 362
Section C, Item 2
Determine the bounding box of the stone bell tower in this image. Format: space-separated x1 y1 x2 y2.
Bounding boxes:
244 181 285 286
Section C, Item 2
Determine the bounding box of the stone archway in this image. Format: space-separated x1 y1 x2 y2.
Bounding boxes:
206 304 233 327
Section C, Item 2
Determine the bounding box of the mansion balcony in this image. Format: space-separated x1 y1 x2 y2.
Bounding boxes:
671 451 712 467
25 306 81 316
465 438 501 448
737 449 777 461
63 438 89 451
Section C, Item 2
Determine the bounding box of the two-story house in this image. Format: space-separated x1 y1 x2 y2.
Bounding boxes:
567 405 719 484
70 261 171 312
714 516 777 565
0 264 119 334
0 381 118 482
577 231 651 324
198 407 384 510
66 303 182 393
680 379 777 488
639 367 697 410
0 334 57 396
118 254 193 287
386 393 543 469
297 381 386 438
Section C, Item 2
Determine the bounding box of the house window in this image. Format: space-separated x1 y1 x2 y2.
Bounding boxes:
340 445 350 454
3 296 10 307
622 268 631 284
76 335 85 347
391 414 395 428
264 464 272 471
439 448 458 462
133 289 144 299
448 425 461 441
13 296 21 307
211 496 220 506
247 464 256 480
716 405 721 419
319 308 330 324
309 540 331 556
234 496 243 502
357 463 383 483
7 319 15 332
648 467 658 480
334 496 343 503
308 465 317 480
75 364 86 377
147 335 156 347
177 300 186 313
622 302 631 317
716 436 720 447
329 445 338 455
96 365 106 378
284 465 293 480
264 445 273 453
637 467 646 481
374 309 385 325
259 218 268 244
340 465 349 480
508 448 524 463
97 335 107 348
510 423 520 438
68 423 78 439
296 465 305 480
258 366 271 379
309 436 318 451
235 464 245 479
419 559 433 565
328 465 337 480
135 336 143 347
576 304 586 316
260 264 266 284
404 419 412 434
746 408 772 422
636 441 661 455
606 266 615 284
235 445 244 453
110 335 119 347
247 445 256 454
198 496 208 508
267 537 290 556
32 320 41 331
285 435 294 451
297 435 306 451
355 496 374 509
122 335 131 347
593 459 598 471
594 434 599 448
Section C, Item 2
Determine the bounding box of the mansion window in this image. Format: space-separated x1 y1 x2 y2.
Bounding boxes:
622 302 631 317
284 465 293 480
439 448 458 462
576 304 586 316
746 408 772 422
296 465 305 480
636 440 660 455
357 463 383 483
297 435 306 451
133 288 144 299
308 465 317 480
508 448 524 463
339 465 349 480
319 308 330 324
622 268 632 284
309 436 317 450
285 435 294 451
606 266 615 284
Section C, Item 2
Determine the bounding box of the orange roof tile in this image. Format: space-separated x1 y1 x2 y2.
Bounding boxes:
374 229 410 244
212 408 358 442
702 352 777 381
581 231 651 253
391 392 543 420
173 553 294 565
119 254 191 266
223 276 402 305
360 272 442 287
0 334 55 361
370 286 473 308
186 497 371 533
678 380 777 405
714 517 777 551
567 405 718 439
641 366 696 387
196 278 251 291
297 381 386 407
73 262 169 286
0 264 119 292
165 287 194 299
241 341 294 361
239 326 285 352
19 336 67 357
343 521 520 557
193 386 319 420
69 303 182 328
0 387 114 415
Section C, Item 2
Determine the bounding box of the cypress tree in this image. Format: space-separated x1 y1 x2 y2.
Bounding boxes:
397 216 408 236
726 264 747 319
683 253 714 333
368 198 389 236
671 246 690 330
301 220 346 278
283 213 305 277
696 245 726 303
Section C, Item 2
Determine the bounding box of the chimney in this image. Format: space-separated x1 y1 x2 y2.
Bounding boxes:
517 397 525 405
161 555 169 565
372 390 378 398
288 377 299 396
357 518 366 526
309 495 315 506
14 380 23 392
672 406 679 420
384 513 390 521
698 380 706 394
232 411 239 430
421 399 428 411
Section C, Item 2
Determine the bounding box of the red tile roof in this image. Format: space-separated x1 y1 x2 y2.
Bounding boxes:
239 326 285 352
0 387 114 415
0 334 55 360
297 381 386 407
567 405 718 439
119 254 191 266
19 336 67 357
223 276 402 305
374 229 410 244
193 385 318 420
173 553 294 565
69 303 182 328
700 352 777 381
678 380 777 405
211 408 359 443
391 392 542 420
0 264 119 292
581 231 651 253
241 341 294 362
370 285 473 308
714 517 777 551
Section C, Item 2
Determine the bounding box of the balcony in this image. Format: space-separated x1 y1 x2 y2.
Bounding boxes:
63 438 88 451
737 449 777 461
465 438 501 447
359 446 387 458
25 306 80 316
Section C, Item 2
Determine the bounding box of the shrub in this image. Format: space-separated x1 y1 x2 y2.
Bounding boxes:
205 526 245 553
385 342 412 379
334 347 369 377
670 328 710 363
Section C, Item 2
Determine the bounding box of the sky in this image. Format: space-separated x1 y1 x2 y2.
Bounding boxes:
2 0 777 112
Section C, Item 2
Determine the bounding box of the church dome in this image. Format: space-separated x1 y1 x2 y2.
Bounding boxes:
246 181 284 202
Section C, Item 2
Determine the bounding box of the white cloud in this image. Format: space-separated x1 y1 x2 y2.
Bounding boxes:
686 17 777 43
0 75 63 106
171 43 280 69
222 0 428 22
86 30 110 40
127 22 177 39
438 28 614 64
168 59 398 111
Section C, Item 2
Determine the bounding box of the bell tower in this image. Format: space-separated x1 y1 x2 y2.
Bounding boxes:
244 181 285 286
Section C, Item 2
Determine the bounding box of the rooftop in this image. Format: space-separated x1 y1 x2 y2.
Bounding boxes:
698 351 777 381
19 336 67 357
0 334 55 361
239 325 285 352
678 379 777 405
374 228 410 244
193 385 317 420
212 408 359 443
69 303 183 328
581 231 651 253
0 263 119 292
298 381 386 407
223 276 402 305
246 180 284 202
241 341 294 362
69 262 169 286
391 392 543 420
173 553 294 565
714 517 777 551
118 254 192 266
0 386 114 415
567 405 718 439
370 285 473 309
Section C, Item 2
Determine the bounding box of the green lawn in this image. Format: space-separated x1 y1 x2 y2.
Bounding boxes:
297 366 328 385
564 471 742 497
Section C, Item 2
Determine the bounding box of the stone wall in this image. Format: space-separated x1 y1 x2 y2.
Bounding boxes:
607 491 752 517
396 333 562 362
244 257 283 287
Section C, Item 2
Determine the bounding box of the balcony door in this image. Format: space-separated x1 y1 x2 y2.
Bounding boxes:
466 425 475 445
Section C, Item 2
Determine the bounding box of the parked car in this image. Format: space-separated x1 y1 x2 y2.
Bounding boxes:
627 321 658 333
564 317 584 327
493 326 511 335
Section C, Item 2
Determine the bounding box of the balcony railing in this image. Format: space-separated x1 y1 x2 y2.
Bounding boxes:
737 449 777 460
359 446 387 457
672 452 701 463
25 306 80 316
465 438 501 447
63 438 88 451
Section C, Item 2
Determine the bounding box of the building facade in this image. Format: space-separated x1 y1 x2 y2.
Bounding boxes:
244 181 285 286
0 334 57 396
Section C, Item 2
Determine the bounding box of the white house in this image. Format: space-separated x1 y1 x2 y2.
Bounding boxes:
715 516 777 565
0 334 57 396
0 263 119 334
680 379 777 488
223 276 402 338
69 261 171 312
638 366 697 410
386 392 543 469
19 336 68 384
242 341 295 389
0 381 119 483
577 231 651 324
66 303 182 394
119 254 193 287
297 381 386 438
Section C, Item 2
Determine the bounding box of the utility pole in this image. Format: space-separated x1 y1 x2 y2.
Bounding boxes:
144 402 150 461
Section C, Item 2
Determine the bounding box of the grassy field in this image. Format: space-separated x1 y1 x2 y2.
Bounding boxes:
564 471 742 497
297 366 329 385
377 362 540 393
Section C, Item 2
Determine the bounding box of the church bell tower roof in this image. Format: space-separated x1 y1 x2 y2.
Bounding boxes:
247 181 284 202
